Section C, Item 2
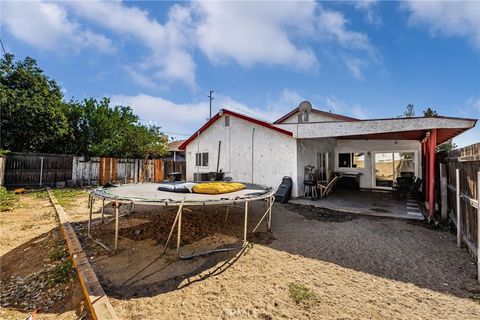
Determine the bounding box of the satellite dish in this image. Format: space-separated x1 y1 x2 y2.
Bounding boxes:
298 100 312 113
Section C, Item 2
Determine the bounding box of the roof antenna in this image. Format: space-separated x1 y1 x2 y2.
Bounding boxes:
208 90 214 120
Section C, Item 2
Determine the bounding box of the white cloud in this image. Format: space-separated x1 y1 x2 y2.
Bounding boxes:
322 96 368 119
66 1 197 88
1 1 115 54
404 1 480 49
2 0 378 87
110 89 309 138
192 1 318 70
353 0 382 25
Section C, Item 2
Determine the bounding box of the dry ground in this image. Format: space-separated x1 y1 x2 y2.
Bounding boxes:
0 190 89 320
63 189 480 320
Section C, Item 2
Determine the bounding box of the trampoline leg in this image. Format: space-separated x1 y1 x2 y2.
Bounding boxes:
244 201 249 245
162 201 184 254
114 202 119 253
252 196 274 233
101 198 105 223
224 205 230 223
88 196 93 238
267 196 273 232
176 208 182 255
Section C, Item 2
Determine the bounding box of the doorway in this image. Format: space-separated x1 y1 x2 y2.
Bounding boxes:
373 152 416 189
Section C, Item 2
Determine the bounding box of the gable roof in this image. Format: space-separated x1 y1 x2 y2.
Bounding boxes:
168 140 186 152
178 109 293 150
273 107 359 124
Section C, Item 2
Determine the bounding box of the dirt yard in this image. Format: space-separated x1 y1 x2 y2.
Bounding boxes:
0 190 89 320
66 191 480 320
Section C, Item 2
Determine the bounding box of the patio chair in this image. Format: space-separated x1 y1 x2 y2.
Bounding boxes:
317 174 342 198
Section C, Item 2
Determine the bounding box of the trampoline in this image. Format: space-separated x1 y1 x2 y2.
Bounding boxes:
88 182 275 258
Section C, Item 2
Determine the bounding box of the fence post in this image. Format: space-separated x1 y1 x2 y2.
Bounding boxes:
39 157 44 187
440 163 448 221
477 171 480 283
456 168 461 248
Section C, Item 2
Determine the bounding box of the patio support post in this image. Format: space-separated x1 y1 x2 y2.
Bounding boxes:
423 141 429 200
428 129 437 219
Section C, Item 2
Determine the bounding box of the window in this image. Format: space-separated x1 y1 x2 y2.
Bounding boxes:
195 152 209 167
298 112 309 123
338 152 365 168
225 116 230 127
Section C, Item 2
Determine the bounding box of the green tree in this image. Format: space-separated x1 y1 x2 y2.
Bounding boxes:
63 98 168 158
1 54 169 157
422 107 438 117
0 54 70 152
402 104 415 117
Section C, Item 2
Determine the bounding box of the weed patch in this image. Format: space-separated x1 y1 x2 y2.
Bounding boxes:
50 260 75 284
288 282 318 307
0 187 17 211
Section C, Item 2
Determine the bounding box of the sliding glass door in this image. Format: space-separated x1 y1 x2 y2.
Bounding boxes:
374 152 416 189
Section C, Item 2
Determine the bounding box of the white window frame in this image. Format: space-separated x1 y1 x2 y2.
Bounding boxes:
195 152 209 168
371 150 418 190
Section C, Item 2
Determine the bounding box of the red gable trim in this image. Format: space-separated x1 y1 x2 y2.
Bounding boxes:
273 107 359 124
178 109 293 150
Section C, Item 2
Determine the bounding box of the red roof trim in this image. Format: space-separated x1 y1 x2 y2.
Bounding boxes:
178 109 293 150
273 107 359 124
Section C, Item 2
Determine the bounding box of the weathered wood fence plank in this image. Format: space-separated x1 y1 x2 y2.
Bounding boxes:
442 142 479 280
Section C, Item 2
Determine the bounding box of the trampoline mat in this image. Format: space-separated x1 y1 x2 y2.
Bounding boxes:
91 182 273 206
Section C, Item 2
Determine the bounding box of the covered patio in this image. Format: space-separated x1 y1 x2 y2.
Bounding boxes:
290 188 424 220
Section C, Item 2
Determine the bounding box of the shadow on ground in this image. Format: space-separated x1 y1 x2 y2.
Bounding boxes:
74 200 479 301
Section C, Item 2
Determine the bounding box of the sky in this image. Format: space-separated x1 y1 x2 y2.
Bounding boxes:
1 0 479 146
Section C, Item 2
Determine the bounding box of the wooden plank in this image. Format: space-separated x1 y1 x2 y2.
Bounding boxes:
99 158 104 185
111 158 117 182
47 189 118 320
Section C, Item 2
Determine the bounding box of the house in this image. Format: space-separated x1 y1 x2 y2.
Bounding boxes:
167 140 186 162
178 104 477 218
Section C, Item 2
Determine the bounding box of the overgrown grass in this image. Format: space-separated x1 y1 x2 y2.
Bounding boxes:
288 282 318 307
0 187 17 211
49 240 68 261
52 188 85 208
50 260 75 284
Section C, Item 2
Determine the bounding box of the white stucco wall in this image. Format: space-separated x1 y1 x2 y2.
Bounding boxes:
334 139 422 189
295 139 422 192
185 115 298 195
281 111 345 124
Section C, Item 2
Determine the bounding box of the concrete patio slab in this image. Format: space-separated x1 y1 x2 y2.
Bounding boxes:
289 188 425 220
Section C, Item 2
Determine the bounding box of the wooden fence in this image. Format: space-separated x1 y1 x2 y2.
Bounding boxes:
3 153 73 188
1 153 185 188
440 142 479 281
72 157 186 186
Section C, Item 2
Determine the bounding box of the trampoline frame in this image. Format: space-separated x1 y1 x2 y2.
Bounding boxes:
87 183 275 257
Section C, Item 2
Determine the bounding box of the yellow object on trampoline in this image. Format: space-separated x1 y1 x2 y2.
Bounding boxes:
192 182 246 194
